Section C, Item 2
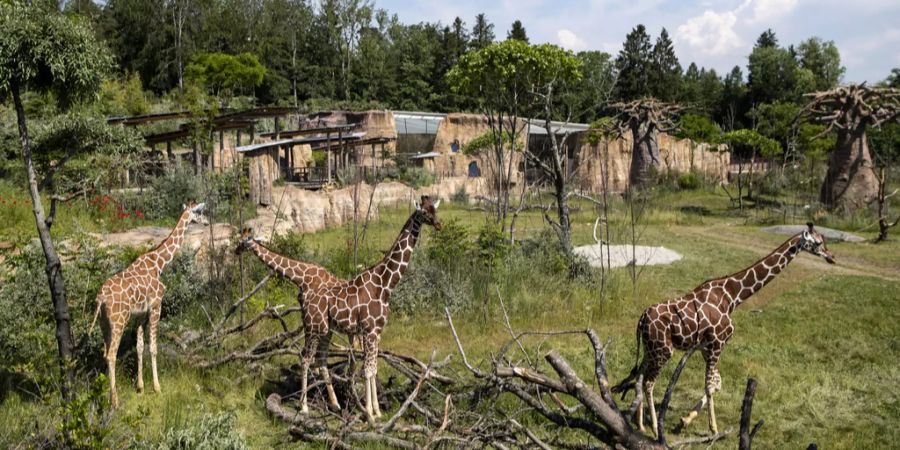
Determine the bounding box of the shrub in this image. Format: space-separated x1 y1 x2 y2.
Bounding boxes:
677 172 701 190
159 250 206 318
425 219 471 269
474 223 510 268
450 186 470 204
134 411 248 450
133 167 241 222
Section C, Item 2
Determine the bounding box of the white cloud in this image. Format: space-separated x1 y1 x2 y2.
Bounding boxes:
557 29 587 51
675 10 742 55
748 0 799 23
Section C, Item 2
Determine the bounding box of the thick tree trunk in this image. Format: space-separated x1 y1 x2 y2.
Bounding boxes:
629 127 661 188
820 126 878 210
12 85 76 401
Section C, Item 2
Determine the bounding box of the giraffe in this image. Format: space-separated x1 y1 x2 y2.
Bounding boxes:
234 227 345 409
612 222 836 436
88 202 208 408
298 195 442 419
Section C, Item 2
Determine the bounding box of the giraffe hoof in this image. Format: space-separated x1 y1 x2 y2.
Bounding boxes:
137 386 144 394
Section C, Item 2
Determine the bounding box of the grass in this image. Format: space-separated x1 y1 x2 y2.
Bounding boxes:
1 184 898 449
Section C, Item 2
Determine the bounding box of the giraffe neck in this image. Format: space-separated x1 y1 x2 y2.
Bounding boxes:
149 210 190 276
729 235 803 308
247 241 328 291
373 211 424 293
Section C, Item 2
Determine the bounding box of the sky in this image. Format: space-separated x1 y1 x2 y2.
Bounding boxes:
376 0 900 83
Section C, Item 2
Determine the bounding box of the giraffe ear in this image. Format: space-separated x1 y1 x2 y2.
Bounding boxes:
802 230 811 241
433 199 441 209
414 200 422 211
194 202 206 212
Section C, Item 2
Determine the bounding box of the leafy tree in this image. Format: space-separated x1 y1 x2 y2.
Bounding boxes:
697 68 724 116
797 37 844 91
0 0 114 408
677 114 721 143
748 44 798 104
679 62 702 104
507 19 528 43
615 24 652 100
447 40 581 234
569 51 617 122
748 101 800 157
470 13 495 51
649 28 680 101
720 65 747 129
884 68 900 88
185 52 267 100
756 29 778 48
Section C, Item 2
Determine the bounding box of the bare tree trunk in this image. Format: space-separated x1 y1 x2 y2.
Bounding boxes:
630 127 660 188
12 84 76 402
820 126 879 210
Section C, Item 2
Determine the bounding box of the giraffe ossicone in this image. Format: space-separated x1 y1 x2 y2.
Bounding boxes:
89 201 207 408
612 222 835 436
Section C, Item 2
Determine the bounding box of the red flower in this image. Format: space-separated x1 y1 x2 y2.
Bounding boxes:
134 210 144 219
117 212 130 218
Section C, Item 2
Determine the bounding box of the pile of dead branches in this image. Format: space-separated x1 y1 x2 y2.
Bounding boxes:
189 280 807 449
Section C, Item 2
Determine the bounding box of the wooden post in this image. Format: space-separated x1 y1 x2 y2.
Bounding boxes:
326 131 332 183
250 124 255 145
275 117 281 138
166 141 174 165
219 130 225 171
192 139 201 176
337 130 343 173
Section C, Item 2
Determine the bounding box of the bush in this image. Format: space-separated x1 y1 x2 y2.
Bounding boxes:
450 186 470 204
133 167 242 222
425 219 471 269
134 411 248 450
677 172 701 190
474 223 510 268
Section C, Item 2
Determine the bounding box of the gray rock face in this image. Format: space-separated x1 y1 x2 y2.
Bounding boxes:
761 225 865 242
573 244 683 268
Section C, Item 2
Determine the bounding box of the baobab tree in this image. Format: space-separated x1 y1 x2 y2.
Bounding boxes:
798 84 900 210
611 98 685 188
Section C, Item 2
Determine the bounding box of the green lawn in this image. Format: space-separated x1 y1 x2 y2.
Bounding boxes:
1 187 898 449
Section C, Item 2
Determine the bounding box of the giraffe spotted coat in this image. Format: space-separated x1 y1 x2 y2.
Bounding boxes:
613 223 836 436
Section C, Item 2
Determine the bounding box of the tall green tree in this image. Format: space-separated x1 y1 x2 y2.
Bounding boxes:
615 24 652 100
887 68 900 88
720 65 747 129
185 52 267 100
747 31 798 104
756 29 778 48
0 0 113 405
649 28 680 101
679 62 701 104
470 13 495 50
507 19 528 43
797 37 844 91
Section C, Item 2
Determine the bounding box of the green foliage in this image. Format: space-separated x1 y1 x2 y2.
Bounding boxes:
134 167 241 221
134 411 248 450
0 2 113 106
677 172 701 190
31 113 145 194
748 101 800 149
615 24 652 100
747 45 799 104
796 123 834 161
796 37 844 91
447 39 582 111
717 129 782 159
450 186 470 204
474 223 510 268
185 52 267 97
464 130 522 154
870 122 900 166
586 116 618 145
58 374 112 450
374 166 435 189
99 72 151 116
425 218 471 268
676 114 721 143
159 251 206 318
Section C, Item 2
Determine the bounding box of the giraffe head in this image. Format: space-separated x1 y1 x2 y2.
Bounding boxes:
414 195 442 231
234 227 259 255
799 222 836 264
183 201 209 226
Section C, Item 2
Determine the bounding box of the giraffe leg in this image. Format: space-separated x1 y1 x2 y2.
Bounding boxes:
136 324 145 393
106 323 123 409
315 331 340 410
636 385 645 433
646 380 659 437
679 394 708 428
706 369 722 434
149 306 161 393
363 334 381 419
300 334 320 414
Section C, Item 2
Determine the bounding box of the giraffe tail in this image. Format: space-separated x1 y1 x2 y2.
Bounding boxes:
88 296 103 338
611 315 644 397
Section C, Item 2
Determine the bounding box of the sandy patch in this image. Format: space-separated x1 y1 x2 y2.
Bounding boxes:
573 243 683 268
